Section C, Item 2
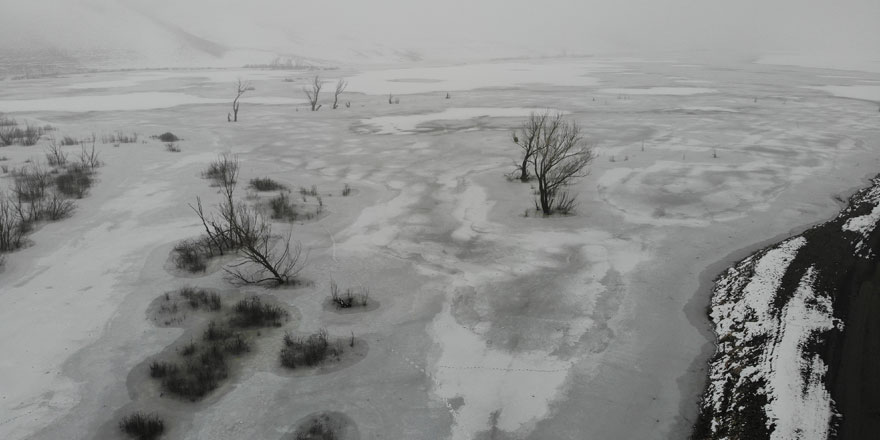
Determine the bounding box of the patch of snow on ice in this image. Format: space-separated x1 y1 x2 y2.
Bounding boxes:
64 79 143 89
0 92 304 113
430 301 572 440
598 87 716 96
808 85 880 101
348 61 604 95
450 183 494 242
361 107 557 135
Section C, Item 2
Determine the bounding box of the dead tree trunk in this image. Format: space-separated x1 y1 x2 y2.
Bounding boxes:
332 79 347 109
303 76 323 111
232 79 250 122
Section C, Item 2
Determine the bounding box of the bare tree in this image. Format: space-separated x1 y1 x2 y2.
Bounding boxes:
225 205 306 285
189 154 306 284
0 196 25 252
512 111 549 182
332 79 348 109
303 76 323 111
529 114 595 215
232 79 250 122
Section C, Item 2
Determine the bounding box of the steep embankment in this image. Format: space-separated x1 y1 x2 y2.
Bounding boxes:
693 176 880 439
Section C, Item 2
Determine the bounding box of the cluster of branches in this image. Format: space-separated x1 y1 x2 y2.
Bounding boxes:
230 79 250 122
189 154 305 285
0 143 101 254
303 76 348 111
512 112 595 215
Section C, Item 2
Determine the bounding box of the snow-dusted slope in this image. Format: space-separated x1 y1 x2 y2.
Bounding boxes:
695 176 880 439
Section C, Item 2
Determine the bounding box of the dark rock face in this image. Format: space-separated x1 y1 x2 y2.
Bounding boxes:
694 176 880 439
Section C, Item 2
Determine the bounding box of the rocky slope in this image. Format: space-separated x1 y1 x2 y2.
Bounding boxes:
694 176 880 439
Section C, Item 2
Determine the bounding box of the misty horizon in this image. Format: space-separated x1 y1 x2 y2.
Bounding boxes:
1 0 879 69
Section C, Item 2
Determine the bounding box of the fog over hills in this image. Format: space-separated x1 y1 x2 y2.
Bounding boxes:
1 0 879 73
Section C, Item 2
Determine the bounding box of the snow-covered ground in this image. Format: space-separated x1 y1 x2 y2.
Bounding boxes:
0 57 879 440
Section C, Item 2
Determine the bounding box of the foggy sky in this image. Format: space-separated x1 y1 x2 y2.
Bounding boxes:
1 0 878 63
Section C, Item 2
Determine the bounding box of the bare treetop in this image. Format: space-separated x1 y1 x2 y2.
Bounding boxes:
304 76 323 111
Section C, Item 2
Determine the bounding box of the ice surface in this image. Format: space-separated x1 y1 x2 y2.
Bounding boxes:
361 107 557 135
347 61 606 95
598 87 716 95
0 92 304 112
809 85 880 101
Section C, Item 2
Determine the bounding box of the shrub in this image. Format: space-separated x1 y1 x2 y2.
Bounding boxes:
179 342 197 356
203 320 232 341
54 164 93 199
119 412 164 440
341 183 351 197
224 333 250 355
78 143 101 169
45 140 68 167
201 153 238 187
17 124 45 146
43 191 75 220
329 280 369 308
0 197 26 252
156 132 179 142
295 415 337 440
299 185 319 197
249 177 286 192
231 297 287 327
101 131 138 144
269 192 297 220
12 164 52 203
178 287 221 311
160 344 228 401
165 143 180 152
60 136 78 146
172 239 208 273
280 329 339 368
149 361 178 378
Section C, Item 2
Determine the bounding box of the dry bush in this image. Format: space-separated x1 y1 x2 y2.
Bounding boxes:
119 412 164 440
45 138 68 167
249 177 286 192
155 132 179 142
280 329 339 369
0 197 26 252
230 296 287 327
329 280 369 308
101 131 137 144
179 287 221 310
269 192 297 221
172 239 209 272
54 163 93 199
295 415 338 440
201 153 238 187
43 191 75 220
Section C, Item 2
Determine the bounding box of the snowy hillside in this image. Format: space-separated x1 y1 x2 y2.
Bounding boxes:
694 177 880 439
